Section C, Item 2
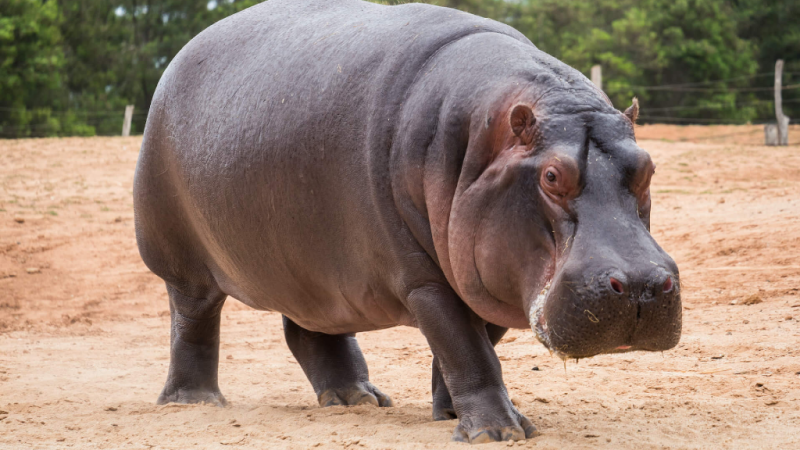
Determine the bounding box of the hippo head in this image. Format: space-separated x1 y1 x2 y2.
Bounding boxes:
446 93 681 360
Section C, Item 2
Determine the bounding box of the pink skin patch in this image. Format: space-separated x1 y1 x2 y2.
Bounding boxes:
617 345 632 350
609 277 624 294
663 276 673 292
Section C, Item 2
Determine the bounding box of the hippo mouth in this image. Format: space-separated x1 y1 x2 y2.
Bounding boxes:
528 278 664 361
528 281 559 358
528 279 639 360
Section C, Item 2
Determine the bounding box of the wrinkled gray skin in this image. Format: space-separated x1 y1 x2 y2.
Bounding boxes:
133 0 681 444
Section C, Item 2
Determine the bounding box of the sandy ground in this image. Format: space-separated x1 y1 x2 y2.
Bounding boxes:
1 127 799 449
635 124 800 146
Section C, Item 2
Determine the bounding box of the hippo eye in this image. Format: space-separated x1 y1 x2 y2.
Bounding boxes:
540 161 577 204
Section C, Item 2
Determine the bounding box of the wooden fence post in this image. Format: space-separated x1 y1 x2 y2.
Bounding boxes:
767 60 790 145
775 60 790 145
764 124 779 145
591 65 602 91
122 105 134 137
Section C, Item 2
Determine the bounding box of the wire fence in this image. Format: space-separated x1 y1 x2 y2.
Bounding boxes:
1 70 797 141
0 107 148 138
629 70 798 133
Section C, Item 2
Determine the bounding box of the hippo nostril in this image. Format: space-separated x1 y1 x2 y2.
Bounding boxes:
609 277 624 294
663 276 674 293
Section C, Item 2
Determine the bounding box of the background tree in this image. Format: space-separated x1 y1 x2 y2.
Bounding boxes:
58 0 131 135
0 0 91 137
58 0 261 135
1 0 797 137
510 0 759 122
734 0 800 121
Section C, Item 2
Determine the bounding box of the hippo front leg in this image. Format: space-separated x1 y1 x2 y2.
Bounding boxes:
408 285 537 444
431 322 508 421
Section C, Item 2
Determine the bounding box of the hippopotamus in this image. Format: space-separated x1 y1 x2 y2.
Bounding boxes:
133 0 681 443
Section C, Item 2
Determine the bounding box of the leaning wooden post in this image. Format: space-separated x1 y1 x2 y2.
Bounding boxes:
591 65 602 91
122 105 134 137
774 60 790 145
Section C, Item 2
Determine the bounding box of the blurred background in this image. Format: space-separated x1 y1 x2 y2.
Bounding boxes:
0 0 798 138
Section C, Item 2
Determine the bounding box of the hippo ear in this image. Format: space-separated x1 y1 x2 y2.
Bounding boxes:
510 104 536 145
624 97 639 124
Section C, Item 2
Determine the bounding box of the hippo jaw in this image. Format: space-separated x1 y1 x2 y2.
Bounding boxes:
528 281 556 356
527 280 637 360
526 248 682 360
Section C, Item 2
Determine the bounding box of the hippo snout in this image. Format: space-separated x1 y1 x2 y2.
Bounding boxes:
534 264 682 359
607 266 675 297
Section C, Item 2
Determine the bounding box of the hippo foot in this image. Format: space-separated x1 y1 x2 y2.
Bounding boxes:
433 396 457 421
318 382 393 407
434 405 457 421
451 411 539 444
157 387 228 407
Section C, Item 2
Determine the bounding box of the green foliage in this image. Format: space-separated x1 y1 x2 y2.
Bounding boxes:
734 0 800 121
58 0 262 134
0 0 75 137
0 0 797 136
509 0 759 122
97 0 262 133
58 1 131 135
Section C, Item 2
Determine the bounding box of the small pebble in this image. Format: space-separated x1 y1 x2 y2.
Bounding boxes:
26 268 41 274
13 217 24 223
531 366 540 371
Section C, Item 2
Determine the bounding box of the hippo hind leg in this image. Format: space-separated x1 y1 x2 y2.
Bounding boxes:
282 316 392 408
157 284 228 407
431 323 508 420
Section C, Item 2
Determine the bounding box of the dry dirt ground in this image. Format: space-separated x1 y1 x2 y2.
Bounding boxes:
1 127 799 449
